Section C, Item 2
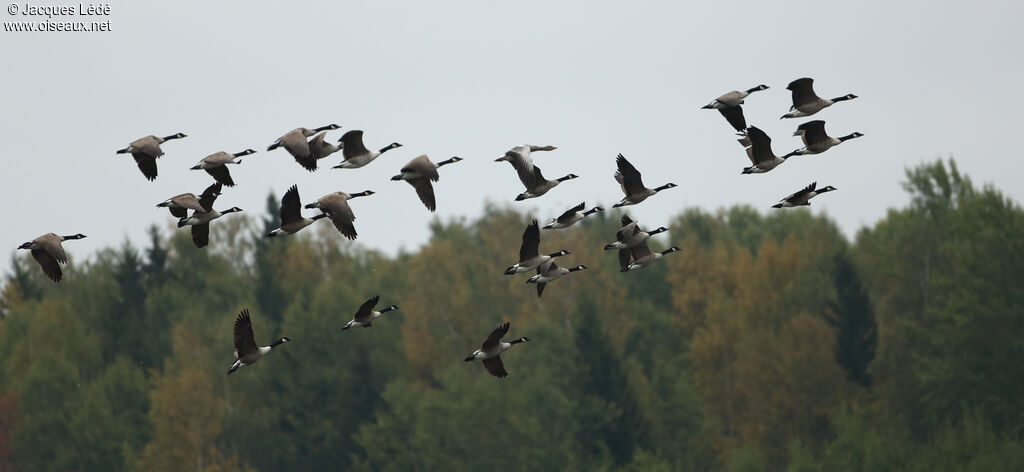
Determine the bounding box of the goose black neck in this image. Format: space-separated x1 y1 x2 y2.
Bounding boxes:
233 150 252 157
509 337 527 345
162 134 184 141
831 94 856 102
838 133 861 142
556 174 577 182
270 338 287 348
61 234 85 240
314 124 338 132
311 213 328 221
379 143 400 153
654 183 675 191
438 157 461 166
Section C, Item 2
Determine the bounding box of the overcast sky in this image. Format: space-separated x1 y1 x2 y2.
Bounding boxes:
2 0 1021 272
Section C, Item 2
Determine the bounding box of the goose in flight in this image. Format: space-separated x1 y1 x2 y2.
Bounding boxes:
613 154 677 206
304 190 375 240
542 202 604 230
267 185 327 237
505 220 570 275
496 144 557 188
772 182 837 208
175 185 243 248
332 130 402 169
702 85 768 133
340 295 400 330
464 322 530 378
267 124 340 171
526 259 587 298
157 182 222 218
740 127 794 174
514 164 578 201
190 149 255 186
787 120 863 156
390 155 463 212
116 132 186 181
781 78 857 119
17 233 86 282
604 214 668 250
227 309 290 374
619 240 681 272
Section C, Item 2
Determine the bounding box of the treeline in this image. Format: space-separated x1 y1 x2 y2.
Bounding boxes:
0 159 1022 471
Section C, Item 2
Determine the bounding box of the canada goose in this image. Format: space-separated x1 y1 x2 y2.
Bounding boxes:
619 240 681 272
526 260 587 297
190 149 255 186
177 207 244 248
304 190 375 240
156 182 222 218
604 214 668 250
514 165 578 201
772 182 837 208
390 155 463 212
267 124 340 171
17 233 86 282
740 127 794 174
227 309 290 374
613 154 677 207
702 85 768 132
788 121 864 156
781 78 857 119
702 84 769 109
495 144 557 187
116 133 186 181
505 220 570 275
341 295 400 330
175 186 243 248
464 322 530 378
308 131 343 160
542 202 604 229
332 130 402 169
267 185 328 237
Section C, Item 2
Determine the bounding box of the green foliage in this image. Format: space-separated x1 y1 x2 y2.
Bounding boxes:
0 159 1020 471
825 252 877 387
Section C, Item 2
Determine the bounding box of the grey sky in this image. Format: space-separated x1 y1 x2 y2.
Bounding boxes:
2 0 1021 270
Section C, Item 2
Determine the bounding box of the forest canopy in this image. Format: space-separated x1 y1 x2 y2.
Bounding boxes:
1 159 1022 472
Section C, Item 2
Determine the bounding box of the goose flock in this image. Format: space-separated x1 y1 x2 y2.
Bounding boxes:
16 76 860 377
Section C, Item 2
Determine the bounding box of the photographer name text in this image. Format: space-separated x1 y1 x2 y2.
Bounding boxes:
8 3 110 17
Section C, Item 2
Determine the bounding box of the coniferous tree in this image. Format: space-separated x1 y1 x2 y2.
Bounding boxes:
826 253 877 387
